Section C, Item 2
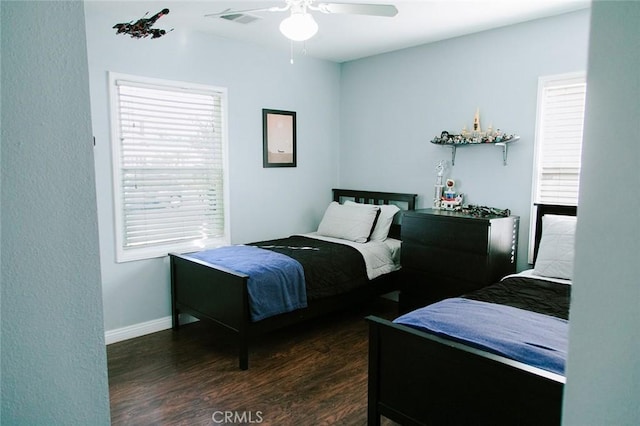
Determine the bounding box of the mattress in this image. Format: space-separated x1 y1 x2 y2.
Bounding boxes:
394 271 571 375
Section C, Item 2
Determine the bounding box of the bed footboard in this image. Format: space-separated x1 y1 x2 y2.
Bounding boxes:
366 316 565 426
170 252 399 371
170 253 251 369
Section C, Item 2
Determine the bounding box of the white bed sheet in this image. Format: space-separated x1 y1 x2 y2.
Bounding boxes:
502 269 572 286
299 232 401 280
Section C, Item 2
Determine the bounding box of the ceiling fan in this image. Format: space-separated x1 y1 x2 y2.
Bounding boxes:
206 1 398 42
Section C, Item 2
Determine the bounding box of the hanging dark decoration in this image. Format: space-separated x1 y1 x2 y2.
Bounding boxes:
113 8 172 39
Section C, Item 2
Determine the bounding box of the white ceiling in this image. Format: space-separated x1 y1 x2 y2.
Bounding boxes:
104 0 591 63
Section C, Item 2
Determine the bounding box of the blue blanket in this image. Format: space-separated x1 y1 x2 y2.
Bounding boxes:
394 298 568 375
187 245 307 321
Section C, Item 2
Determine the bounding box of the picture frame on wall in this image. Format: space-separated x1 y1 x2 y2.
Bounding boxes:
263 109 296 168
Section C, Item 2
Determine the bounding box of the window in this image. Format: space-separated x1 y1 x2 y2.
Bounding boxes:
529 72 586 262
109 73 229 262
532 72 587 205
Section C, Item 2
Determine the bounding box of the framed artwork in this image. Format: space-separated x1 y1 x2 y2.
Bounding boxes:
263 109 296 168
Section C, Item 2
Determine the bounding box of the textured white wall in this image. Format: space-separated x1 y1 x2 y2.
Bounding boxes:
1 1 110 424
562 2 640 424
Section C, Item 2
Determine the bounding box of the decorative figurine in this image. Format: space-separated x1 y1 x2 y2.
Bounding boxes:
473 108 482 133
441 194 464 210
443 179 456 200
113 8 173 39
440 178 463 210
486 123 493 135
433 160 446 209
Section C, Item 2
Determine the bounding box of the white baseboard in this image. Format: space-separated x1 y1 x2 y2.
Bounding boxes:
105 316 172 345
105 314 198 345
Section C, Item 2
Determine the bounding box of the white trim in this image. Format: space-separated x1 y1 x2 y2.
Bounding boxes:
108 71 230 263
105 315 198 345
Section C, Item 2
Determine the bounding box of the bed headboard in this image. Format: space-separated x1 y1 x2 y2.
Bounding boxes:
332 188 418 239
533 204 578 263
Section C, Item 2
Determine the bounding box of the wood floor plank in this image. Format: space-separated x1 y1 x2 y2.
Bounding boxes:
108 297 401 425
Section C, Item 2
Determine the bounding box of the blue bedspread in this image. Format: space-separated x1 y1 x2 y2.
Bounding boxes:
394 298 568 375
187 245 307 321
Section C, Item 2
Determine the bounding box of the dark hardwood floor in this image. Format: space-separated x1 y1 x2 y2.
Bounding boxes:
108 296 401 426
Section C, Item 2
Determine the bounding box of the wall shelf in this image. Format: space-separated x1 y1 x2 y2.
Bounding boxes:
431 136 519 166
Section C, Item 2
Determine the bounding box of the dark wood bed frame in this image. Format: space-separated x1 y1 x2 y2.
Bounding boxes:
366 203 577 425
170 188 417 370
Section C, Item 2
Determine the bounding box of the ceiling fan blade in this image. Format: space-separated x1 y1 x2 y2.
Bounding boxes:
204 6 288 18
316 3 398 17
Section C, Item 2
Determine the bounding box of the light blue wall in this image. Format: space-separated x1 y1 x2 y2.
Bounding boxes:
83 2 341 331
339 10 591 271
562 2 640 424
88 5 591 332
1 1 110 424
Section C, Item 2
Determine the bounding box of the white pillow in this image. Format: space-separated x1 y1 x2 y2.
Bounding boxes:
344 200 401 242
317 201 380 243
533 215 577 280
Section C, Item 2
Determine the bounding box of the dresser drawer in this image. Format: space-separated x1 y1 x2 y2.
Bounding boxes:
401 243 490 283
402 214 489 254
401 269 488 297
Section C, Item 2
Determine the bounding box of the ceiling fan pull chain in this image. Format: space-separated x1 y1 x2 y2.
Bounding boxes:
290 40 295 64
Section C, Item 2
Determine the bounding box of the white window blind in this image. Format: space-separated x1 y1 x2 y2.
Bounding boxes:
109 73 228 262
533 73 587 205
529 72 585 263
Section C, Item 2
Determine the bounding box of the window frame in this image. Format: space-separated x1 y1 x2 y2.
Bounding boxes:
528 71 586 263
108 72 230 262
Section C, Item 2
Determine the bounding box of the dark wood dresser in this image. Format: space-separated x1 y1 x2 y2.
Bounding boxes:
399 208 519 312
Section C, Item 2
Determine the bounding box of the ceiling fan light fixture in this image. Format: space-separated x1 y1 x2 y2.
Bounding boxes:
279 12 318 41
